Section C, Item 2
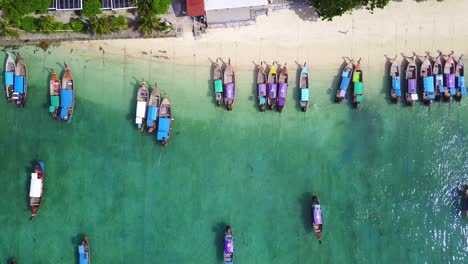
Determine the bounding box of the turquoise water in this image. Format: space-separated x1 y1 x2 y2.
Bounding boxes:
0 46 467 263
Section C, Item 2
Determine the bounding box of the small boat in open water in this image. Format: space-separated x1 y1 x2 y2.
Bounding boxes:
4 52 15 102
336 61 353 103
312 195 323 242
29 161 44 220
9 258 16 264
59 64 75 122
223 59 235 111
78 236 90 264
390 59 401 104
299 63 309 111
257 62 267 111
405 56 418 106
267 64 278 110
455 54 466 102
277 63 288 112
213 60 223 106
157 94 172 147
352 58 363 109
147 83 161 133
135 80 149 131
443 52 455 102
433 53 444 102
421 55 435 106
224 225 234 264
49 68 61 118
12 53 27 107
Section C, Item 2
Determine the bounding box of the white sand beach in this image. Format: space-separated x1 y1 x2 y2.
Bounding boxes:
63 0 468 70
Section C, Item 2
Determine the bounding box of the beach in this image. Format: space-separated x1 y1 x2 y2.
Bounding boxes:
1 0 468 263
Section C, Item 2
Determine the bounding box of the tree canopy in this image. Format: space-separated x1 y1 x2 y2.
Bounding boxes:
310 0 390 21
82 0 102 18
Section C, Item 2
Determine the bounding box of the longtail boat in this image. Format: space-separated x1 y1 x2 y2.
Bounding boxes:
59 64 75 122
213 60 223 106
12 53 27 107
405 57 418 106
4 52 15 102
78 236 90 264
299 63 309 111
336 61 353 103
352 58 363 109
29 161 44 220
135 80 149 131
420 55 434 106
277 63 288 112
223 58 235 111
311 195 323 242
267 64 278 110
464 186 468 219
257 62 267 111
10 258 16 264
157 94 172 147
443 52 455 102
224 225 234 264
147 83 161 133
455 54 466 102
433 53 444 102
49 68 61 118
390 59 401 104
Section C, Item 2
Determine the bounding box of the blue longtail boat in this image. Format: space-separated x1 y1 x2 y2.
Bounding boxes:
299 63 309 111
224 225 234 264
267 64 277 110
421 55 435 106
352 58 363 109
4 52 15 102
223 58 235 111
157 94 172 147
12 53 27 107
336 61 353 103
455 54 466 102
443 52 455 102
433 54 444 102
257 62 267 111
147 83 160 133
405 56 418 107
277 63 288 112
213 60 223 107
78 236 90 264
390 60 401 104
59 64 75 122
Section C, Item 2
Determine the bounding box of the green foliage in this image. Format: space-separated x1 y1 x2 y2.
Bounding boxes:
110 15 128 32
135 0 171 16
138 13 170 37
0 19 19 38
90 16 112 36
82 0 102 18
71 19 86 33
1 0 50 21
135 0 153 16
152 0 171 15
36 15 56 34
19 16 37 32
310 0 390 21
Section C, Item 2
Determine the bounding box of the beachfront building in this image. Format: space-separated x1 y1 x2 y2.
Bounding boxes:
49 0 135 11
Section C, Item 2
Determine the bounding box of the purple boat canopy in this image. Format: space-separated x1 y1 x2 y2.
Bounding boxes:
224 83 235 100
224 237 233 253
446 73 455 88
313 206 322 225
258 83 267 97
268 84 277 99
408 79 417 94
279 83 288 98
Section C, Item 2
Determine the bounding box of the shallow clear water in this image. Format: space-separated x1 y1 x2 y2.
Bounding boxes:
0 46 467 263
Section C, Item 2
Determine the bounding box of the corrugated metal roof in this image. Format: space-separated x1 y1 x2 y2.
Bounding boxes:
186 0 205 17
204 0 268 11
56 0 83 10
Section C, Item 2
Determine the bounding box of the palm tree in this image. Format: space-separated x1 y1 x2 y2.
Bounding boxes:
0 20 19 38
37 15 56 34
134 0 153 16
90 16 112 37
138 14 162 37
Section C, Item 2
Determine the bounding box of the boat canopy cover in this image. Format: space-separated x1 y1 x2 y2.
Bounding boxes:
392 77 401 90
356 95 363 102
14 76 24 93
340 76 350 90
408 79 417 94
224 235 234 253
49 106 56 113
411 93 418 101
459 76 466 95
423 76 434 93
5 72 14 86
260 97 266 104
447 73 455 88
278 97 285 106
313 206 322 225
353 72 361 83
78 245 89 264
51 95 60 107
354 82 363 94
60 108 69 118
60 89 73 107
224 83 235 100
258 83 267 97
268 84 277 99
301 66 309 75
146 106 158 127
214 79 223 93
29 173 42 198
157 117 171 141
136 101 147 118
301 88 309 102
279 83 288 98
339 89 346 97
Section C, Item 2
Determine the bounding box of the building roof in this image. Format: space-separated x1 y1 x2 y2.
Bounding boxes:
186 0 205 17
101 0 135 9
204 0 268 11
54 0 83 10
